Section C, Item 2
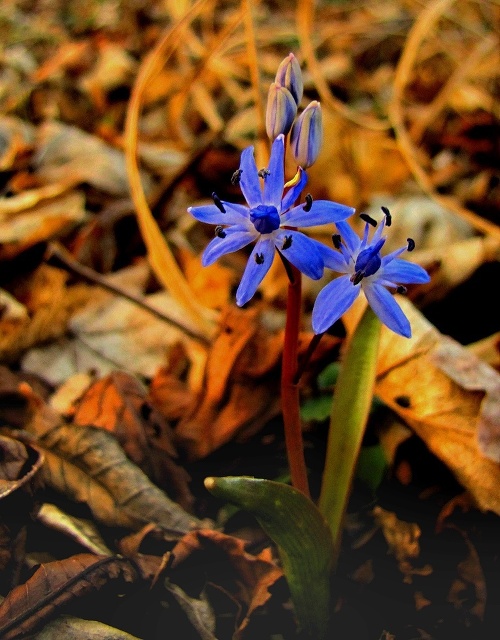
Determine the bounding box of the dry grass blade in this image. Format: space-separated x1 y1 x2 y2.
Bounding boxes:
124 0 216 340
296 0 390 131
388 0 500 240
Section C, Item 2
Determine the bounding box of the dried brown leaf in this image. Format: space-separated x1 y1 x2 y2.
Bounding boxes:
169 529 283 636
33 615 141 640
344 297 500 514
0 553 157 640
20 385 205 537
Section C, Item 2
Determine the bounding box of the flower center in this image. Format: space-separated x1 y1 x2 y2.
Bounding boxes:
250 205 280 234
351 238 385 284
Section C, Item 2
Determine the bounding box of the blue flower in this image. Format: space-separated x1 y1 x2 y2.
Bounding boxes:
312 211 430 338
188 134 354 306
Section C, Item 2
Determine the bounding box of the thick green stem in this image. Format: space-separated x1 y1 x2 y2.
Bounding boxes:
318 305 381 561
281 261 310 498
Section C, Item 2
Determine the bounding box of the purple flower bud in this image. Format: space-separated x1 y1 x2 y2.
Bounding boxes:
274 52 303 106
265 82 297 141
290 101 323 168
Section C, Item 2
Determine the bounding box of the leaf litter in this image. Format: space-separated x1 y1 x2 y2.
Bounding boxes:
0 0 499 638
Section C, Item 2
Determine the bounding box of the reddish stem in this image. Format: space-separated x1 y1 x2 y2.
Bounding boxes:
280 260 310 498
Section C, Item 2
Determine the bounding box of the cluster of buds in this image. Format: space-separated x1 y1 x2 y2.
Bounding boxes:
265 53 323 168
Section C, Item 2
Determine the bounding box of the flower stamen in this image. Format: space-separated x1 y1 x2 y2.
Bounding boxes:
407 238 415 252
215 225 226 238
303 194 313 212
212 192 225 213
258 168 270 178
381 206 392 227
231 169 242 185
282 235 293 250
255 252 265 264
360 213 377 227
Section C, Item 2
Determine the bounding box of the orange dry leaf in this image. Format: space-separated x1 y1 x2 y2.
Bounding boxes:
171 305 340 460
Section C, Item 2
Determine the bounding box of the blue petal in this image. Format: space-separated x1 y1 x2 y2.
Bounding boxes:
239 146 262 208
275 230 324 279
317 243 350 273
363 282 411 338
380 259 430 284
281 167 308 211
312 275 360 334
202 226 257 266
189 202 250 225
281 200 355 227
235 237 275 306
263 135 285 208
335 220 361 254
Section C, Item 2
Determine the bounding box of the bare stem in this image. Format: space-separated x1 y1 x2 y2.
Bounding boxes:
280 258 310 498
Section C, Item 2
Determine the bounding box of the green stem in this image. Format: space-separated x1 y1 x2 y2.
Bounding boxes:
281 260 310 498
318 305 381 561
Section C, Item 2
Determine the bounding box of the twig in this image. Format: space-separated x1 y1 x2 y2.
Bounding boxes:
45 242 211 346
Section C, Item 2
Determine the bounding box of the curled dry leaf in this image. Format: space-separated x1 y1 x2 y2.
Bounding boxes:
344 296 500 514
0 435 44 593
0 553 161 640
168 529 284 638
20 385 206 538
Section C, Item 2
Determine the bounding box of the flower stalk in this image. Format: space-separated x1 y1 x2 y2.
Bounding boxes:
281 258 310 497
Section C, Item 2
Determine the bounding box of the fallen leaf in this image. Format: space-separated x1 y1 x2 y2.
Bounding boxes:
0 435 44 593
168 529 284 637
174 305 340 460
19 385 206 538
344 296 500 515
0 191 88 260
33 615 141 640
33 121 153 197
70 371 193 509
36 503 113 557
0 553 159 640
0 265 93 364
446 526 486 621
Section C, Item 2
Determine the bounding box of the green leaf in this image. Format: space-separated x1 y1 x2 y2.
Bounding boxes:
205 476 334 640
318 306 382 559
300 394 332 421
355 444 388 494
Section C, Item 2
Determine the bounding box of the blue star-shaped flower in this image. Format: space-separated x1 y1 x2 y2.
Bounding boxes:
188 134 354 306
312 212 430 338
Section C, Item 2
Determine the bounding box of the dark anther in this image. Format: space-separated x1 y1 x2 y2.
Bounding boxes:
258 168 270 178
395 394 411 408
381 206 392 227
231 169 242 185
255 252 265 264
407 238 415 252
212 192 225 213
360 213 377 227
332 234 342 249
396 285 407 294
303 193 313 212
282 235 293 250
351 271 364 285
215 225 226 238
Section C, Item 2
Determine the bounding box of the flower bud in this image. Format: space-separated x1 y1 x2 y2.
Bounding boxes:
275 52 303 106
290 100 323 168
265 82 297 141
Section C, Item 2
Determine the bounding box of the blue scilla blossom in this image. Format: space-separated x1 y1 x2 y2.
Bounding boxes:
188 134 354 306
312 210 430 338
